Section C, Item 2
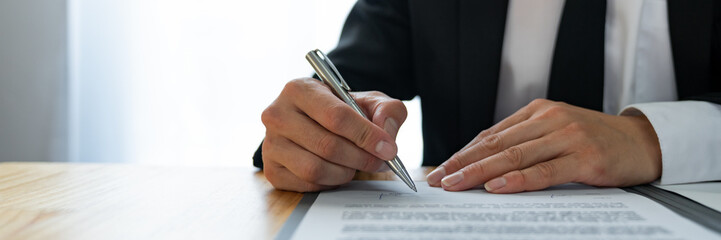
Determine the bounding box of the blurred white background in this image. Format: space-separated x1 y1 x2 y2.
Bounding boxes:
69 0 423 167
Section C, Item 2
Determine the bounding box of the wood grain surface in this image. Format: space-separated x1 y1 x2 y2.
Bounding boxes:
0 162 432 240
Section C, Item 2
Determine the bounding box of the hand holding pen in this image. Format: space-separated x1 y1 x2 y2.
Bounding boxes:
260 50 413 192
306 49 416 191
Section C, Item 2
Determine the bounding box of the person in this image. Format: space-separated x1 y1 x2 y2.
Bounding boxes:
254 0 721 193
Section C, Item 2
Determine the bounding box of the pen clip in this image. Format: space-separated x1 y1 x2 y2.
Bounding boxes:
315 49 351 91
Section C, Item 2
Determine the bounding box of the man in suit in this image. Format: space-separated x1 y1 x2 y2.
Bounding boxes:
255 0 721 193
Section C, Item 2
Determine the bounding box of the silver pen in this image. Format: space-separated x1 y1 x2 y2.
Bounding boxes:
305 49 417 192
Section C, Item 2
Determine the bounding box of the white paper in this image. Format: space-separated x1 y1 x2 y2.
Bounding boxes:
656 181 721 213
291 181 720 240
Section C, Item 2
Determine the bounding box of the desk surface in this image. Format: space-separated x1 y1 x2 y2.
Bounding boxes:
0 162 432 240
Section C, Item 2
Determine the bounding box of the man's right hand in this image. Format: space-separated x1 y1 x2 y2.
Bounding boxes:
260 78 408 192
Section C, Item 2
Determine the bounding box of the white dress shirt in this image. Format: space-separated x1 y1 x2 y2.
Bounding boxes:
495 0 721 184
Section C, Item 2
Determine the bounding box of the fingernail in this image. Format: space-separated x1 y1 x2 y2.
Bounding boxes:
384 118 399 138
485 177 506 192
426 166 446 185
375 141 396 160
441 172 464 188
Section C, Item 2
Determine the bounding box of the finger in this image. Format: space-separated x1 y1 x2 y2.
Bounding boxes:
457 98 554 154
438 132 567 191
291 79 398 160
485 154 581 194
267 135 357 186
352 91 408 139
429 117 557 187
263 160 337 192
428 100 548 185
272 106 385 173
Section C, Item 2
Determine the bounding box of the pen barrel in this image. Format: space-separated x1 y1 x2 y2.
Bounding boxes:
305 51 367 118
387 156 417 192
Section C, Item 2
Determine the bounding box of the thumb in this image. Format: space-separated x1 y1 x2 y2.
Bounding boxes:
351 91 408 140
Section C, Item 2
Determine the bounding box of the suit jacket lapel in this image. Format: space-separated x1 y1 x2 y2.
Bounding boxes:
458 0 508 144
667 0 715 99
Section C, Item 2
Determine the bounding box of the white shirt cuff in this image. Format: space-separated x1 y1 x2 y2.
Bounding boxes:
620 101 721 185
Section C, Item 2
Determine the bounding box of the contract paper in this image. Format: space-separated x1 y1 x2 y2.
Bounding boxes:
290 181 720 240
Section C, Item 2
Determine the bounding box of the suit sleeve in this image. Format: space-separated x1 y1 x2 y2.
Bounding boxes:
253 0 416 169
326 0 416 99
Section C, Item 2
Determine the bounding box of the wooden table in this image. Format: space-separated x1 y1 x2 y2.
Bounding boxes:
0 162 432 240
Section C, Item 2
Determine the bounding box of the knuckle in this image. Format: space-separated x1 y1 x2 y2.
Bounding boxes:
463 162 488 177
341 168 357 182
283 78 309 95
580 152 606 177
503 146 524 169
299 161 325 183
478 129 493 139
517 170 530 188
355 125 376 149
316 134 340 160
388 99 408 119
566 121 583 131
588 161 607 179
260 106 283 129
543 105 569 119
535 162 557 183
442 155 465 172
482 134 503 153
322 104 353 131
264 166 282 189
263 161 328 192
527 99 559 113
261 136 276 156
529 98 550 107
508 107 532 121
565 122 590 139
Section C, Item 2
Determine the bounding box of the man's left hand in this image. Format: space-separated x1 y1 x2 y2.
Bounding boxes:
426 99 662 193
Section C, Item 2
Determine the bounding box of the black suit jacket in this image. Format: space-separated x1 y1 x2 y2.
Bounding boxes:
254 0 721 168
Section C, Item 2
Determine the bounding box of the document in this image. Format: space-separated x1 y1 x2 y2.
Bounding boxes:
290 181 720 240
